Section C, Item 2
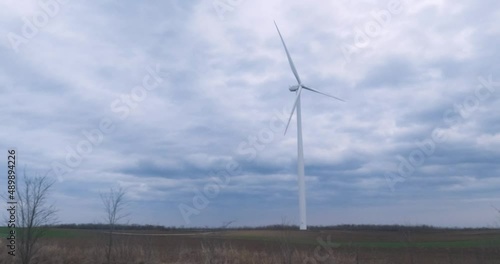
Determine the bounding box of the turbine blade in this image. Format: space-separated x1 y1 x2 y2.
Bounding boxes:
285 86 303 135
302 85 345 102
274 21 301 84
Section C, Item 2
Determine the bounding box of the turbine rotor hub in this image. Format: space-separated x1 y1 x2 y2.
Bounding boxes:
289 85 301 92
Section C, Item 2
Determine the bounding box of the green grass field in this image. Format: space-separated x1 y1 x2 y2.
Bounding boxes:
0 227 82 238
2 227 499 248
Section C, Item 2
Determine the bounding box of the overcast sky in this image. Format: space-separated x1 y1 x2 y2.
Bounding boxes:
1 0 499 228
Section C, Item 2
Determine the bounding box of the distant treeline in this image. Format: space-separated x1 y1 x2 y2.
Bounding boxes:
49 223 497 232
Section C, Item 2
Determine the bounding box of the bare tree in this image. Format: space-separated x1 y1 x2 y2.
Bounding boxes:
16 173 57 264
101 187 128 264
399 226 415 264
279 216 294 264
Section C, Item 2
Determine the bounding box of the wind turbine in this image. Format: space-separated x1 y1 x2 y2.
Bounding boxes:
274 21 344 230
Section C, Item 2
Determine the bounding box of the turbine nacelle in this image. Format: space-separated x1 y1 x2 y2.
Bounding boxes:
289 85 301 92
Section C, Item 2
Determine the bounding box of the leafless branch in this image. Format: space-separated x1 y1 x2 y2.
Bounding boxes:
16 171 57 264
101 187 129 264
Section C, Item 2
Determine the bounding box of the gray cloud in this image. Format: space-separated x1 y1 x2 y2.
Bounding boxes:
1 0 499 227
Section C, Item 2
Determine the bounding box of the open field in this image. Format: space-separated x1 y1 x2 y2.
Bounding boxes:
1 227 500 263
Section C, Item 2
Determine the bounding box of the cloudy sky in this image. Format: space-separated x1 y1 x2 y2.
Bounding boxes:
1 0 499 228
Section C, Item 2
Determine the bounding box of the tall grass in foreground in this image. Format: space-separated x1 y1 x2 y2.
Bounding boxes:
0 240 361 264
1 241 500 264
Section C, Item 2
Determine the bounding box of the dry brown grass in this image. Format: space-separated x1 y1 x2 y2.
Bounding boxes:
1 243 500 264
1 230 500 264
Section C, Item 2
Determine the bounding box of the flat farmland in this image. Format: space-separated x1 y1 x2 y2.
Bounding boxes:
1 228 500 263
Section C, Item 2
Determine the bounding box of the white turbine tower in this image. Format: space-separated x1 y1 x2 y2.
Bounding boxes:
274 21 344 230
